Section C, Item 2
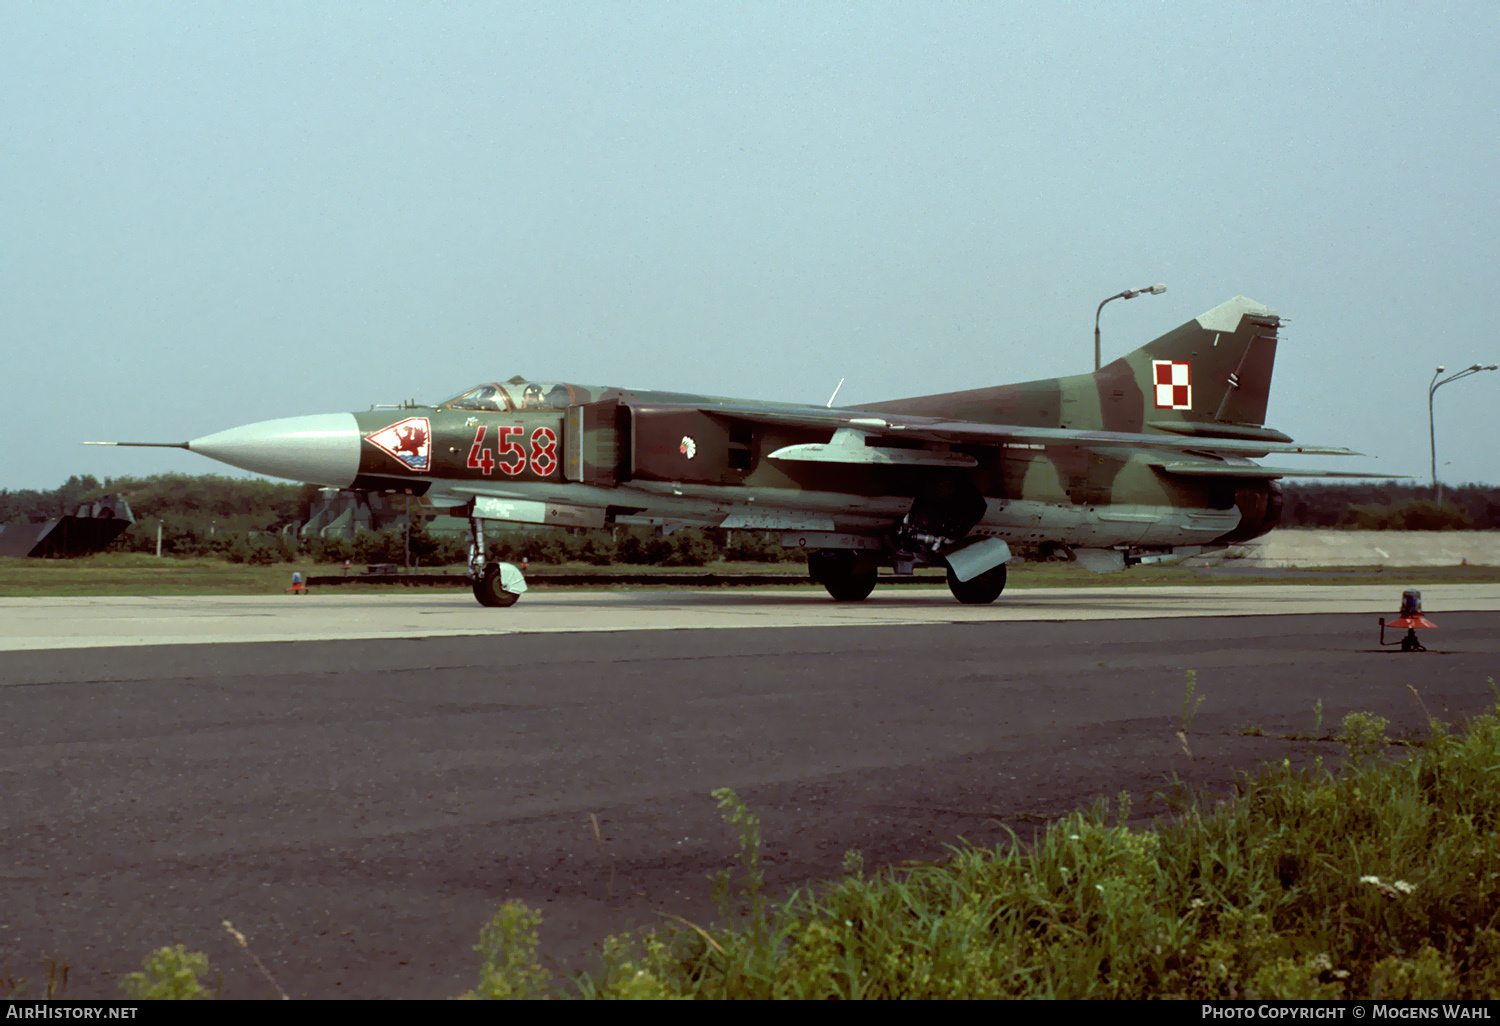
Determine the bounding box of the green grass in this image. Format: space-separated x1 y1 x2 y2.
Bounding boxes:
1007 561 1500 589
0 554 809 596
0 554 340 596
3 552 1497 597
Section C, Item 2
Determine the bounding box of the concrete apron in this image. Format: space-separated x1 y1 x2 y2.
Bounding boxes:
1234 530 1500 568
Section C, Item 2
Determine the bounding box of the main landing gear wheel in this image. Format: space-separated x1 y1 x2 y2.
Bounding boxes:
808 549 879 602
472 562 521 607
946 563 1006 605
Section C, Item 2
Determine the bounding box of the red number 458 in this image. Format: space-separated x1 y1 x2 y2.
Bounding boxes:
467 425 558 477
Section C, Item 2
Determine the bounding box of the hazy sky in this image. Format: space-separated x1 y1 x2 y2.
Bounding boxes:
6 2 1498 492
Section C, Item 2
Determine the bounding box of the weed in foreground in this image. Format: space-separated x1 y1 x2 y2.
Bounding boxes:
458 901 552 1000
1 955 70 999
708 787 767 938
222 920 288 1000
1336 711 1390 765
1180 669 1204 733
121 946 216 1000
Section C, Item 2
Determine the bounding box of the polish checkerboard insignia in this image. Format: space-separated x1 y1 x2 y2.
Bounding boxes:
366 416 432 471
1152 360 1192 410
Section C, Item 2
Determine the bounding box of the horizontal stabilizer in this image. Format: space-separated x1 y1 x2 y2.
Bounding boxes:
1144 421 1293 444
1153 461 1407 480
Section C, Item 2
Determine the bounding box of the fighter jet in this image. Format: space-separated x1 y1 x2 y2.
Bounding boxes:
94 297 1376 607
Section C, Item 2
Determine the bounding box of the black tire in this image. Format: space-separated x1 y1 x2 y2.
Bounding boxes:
946 563 1006 605
472 562 521 608
808 549 878 602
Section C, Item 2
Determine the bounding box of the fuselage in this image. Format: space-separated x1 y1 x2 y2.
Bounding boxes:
184 376 1281 550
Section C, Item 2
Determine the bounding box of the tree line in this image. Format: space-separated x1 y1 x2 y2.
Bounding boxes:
0 474 315 529
1281 482 1500 530
0 474 784 565
3 476 1498 567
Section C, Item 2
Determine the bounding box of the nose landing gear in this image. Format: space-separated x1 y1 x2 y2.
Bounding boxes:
467 516 527 607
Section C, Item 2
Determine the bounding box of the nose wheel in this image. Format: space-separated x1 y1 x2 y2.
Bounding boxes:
472 561 521 607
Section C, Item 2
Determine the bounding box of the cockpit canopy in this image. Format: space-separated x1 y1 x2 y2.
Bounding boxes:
439 381 596 413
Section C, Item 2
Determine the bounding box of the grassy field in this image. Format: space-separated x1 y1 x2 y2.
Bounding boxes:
2 552 1498 597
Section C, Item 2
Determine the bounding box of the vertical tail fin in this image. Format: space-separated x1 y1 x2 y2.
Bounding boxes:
1120 295 1283 436
867 295 1288 440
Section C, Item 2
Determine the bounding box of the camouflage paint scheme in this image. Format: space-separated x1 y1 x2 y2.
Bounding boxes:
353 297 1324 540
105 297 1373 604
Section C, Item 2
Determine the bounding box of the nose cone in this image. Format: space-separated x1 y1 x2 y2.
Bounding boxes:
189 413 361 487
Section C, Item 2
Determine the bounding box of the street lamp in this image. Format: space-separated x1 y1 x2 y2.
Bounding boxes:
1429 363 1498 503
1095 284 1166 370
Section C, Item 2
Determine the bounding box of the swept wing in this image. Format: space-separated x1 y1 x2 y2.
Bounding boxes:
654 401 1365 462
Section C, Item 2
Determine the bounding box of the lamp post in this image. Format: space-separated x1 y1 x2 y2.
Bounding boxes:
1095 284 1166 370
1429 364 1498 503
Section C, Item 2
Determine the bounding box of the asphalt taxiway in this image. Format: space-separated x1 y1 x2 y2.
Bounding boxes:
3 582 1499 650
1 586 1497 998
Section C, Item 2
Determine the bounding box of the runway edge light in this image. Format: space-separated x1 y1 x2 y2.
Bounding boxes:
1379 589 1436 652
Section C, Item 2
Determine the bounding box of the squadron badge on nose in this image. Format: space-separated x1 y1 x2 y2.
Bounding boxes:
367 417 432 471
